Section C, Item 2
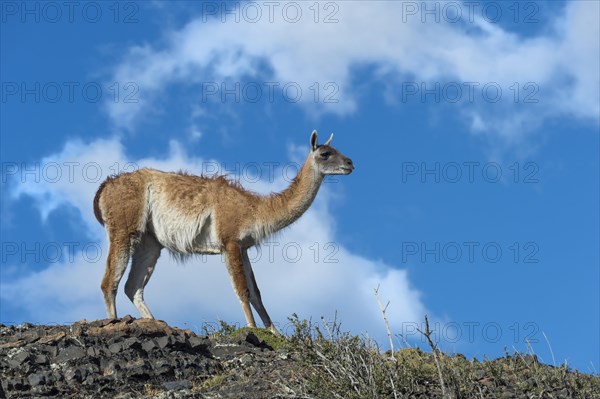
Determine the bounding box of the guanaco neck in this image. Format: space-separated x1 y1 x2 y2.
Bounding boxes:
256 155 324 234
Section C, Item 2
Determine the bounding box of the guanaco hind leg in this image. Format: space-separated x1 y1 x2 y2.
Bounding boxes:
100 235 130 319
124 234 162 319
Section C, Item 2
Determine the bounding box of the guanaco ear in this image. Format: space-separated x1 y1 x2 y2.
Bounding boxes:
310 130 318 151
324 133 333 146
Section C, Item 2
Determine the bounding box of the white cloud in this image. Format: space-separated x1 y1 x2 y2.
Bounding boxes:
9 138 123 226
555 1 600 120
2 137 426 343
107 1 599 142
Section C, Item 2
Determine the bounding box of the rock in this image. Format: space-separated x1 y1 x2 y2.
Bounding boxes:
27 372 46 386
6 377 27 391
163 379 192 391
7 350 30 368
64 367 84 382
82 374 96 385
211 343 250 359
33 353 48 365
142 339 156 352
122 337 142 351
87 317 173 339
87 318 119 328
125 357 146 370
70 322 86 337
109 342 123 354
242 331 262 347
169 333 187 349
43 345 59 357
0 339 26 349
235 330 273 351
55 345 86 363
37 331 66 345
188 336 209 352
99 358 113 371
132 318 172 337
153 358 175 376
87 346 100 356
238 353 254 367
156 336 169 349
17 329 43 344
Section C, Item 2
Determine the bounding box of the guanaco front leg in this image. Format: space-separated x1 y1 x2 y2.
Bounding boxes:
241 249 280 335
224 242 256 328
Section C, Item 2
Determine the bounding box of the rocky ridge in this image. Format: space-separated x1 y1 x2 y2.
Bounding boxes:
0 317 304 398
1 317 598 398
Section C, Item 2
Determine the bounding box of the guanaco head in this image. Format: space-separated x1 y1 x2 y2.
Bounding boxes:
309 130 354 175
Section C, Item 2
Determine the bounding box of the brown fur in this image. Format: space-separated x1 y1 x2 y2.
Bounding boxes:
93 178 111 225
94 131 353 331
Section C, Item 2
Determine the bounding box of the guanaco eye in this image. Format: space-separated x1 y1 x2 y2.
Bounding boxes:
320 152 331 158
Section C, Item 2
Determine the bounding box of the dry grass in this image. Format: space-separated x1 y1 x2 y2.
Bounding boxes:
281 315 600 399
200 315 599 398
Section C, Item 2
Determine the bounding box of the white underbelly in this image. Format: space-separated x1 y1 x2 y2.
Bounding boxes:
150 207 221 255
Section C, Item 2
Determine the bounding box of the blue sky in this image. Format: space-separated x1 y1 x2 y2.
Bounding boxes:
1 1 598 372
